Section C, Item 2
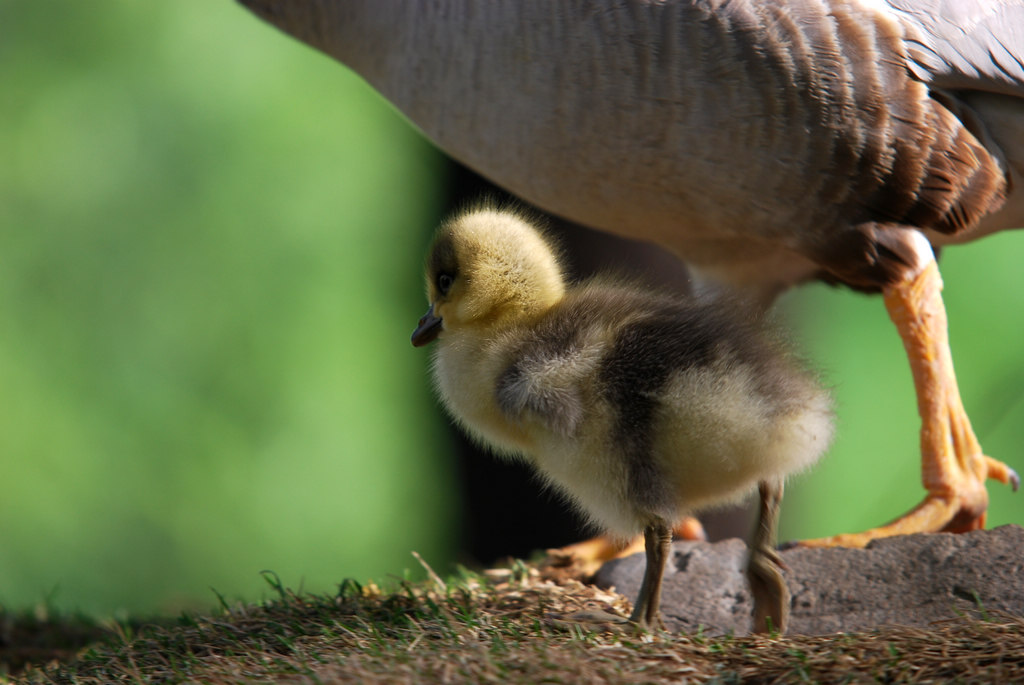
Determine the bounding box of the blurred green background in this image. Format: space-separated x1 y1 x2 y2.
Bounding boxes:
1 2 1021 617
0 2 453 615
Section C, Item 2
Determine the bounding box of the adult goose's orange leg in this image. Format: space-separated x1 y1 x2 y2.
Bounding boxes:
550 517 706 576
805 254 1018 548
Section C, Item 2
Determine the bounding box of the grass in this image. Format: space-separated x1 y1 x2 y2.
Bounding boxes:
3 559 1023 684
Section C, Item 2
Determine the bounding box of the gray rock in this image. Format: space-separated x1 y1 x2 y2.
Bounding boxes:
594 525 1024 636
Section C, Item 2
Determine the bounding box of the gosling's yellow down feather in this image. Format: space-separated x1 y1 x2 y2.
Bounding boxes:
412 207 834 631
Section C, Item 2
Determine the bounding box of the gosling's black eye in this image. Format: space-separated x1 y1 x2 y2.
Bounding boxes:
437 272 455 295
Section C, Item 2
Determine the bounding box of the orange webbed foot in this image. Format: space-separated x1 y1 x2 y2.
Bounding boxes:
803 249 1018 549
546 516 705 577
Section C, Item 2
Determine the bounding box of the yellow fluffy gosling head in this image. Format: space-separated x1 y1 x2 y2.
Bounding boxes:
411 207 566 347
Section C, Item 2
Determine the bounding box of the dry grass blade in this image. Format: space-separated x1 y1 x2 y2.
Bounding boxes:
5 562 1023 684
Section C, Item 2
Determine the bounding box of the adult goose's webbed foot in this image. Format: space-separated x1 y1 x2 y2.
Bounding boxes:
804 256 1018 549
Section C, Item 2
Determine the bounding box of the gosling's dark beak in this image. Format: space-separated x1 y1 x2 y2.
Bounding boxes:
411 304 443 347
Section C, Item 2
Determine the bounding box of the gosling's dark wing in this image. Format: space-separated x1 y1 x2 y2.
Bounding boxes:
495 285 757 436
494 304 598 439
493 286 676 438
495 363 585 438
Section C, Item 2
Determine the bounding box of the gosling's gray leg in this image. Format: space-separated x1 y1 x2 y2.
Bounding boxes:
747 478 789 634
628 518 672 631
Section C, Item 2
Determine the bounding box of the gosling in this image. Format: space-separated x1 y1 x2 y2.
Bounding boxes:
412 207 834 632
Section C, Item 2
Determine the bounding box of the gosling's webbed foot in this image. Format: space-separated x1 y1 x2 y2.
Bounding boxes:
747 547 789 635
748 479 789 634
623 518 674 634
